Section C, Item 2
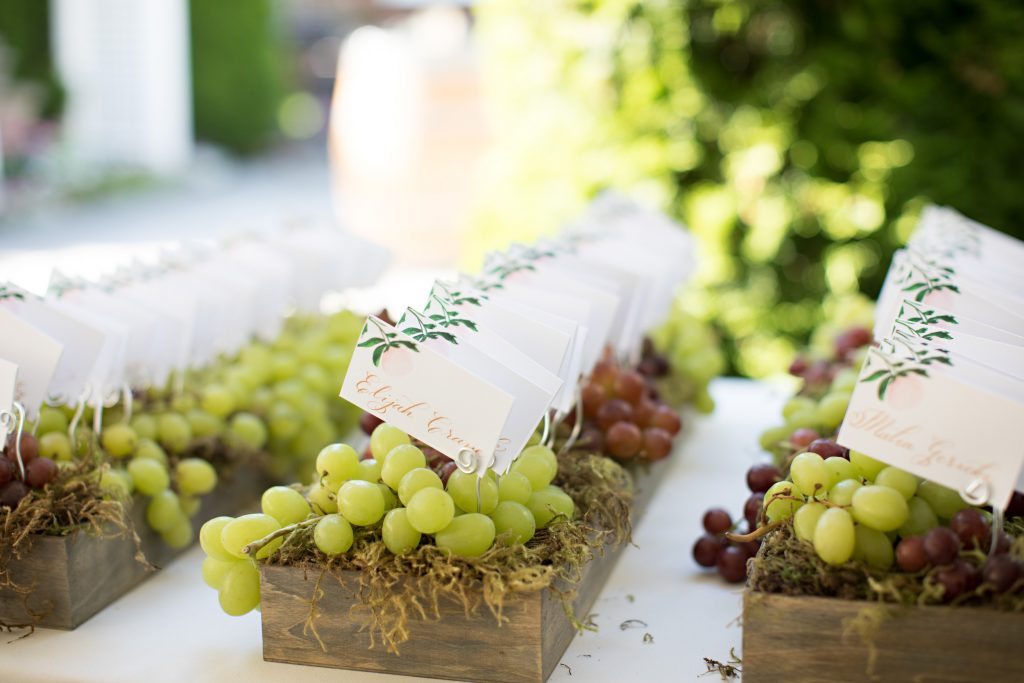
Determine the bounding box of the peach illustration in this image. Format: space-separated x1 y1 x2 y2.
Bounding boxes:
886 374 925 411
922 289 955 311
380 347 414 376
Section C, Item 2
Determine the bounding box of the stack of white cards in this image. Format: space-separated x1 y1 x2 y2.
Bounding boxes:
838 206 1024 511
341 193 696 475
0 226 389 431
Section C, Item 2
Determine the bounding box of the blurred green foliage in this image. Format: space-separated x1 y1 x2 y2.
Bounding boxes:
190 0 289 155
473 0 1024 377
0 0 62 117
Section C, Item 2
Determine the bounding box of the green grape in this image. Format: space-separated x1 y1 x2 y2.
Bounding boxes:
405 488 455 534
261 486 310 526
898 496 939 537
824 457 856 488
875 466 918 500
39 432 73 461
510 445 558 491
830 368 860 393
316 443 361 490
218 560 260 616
356 458 382 482
161 516 194 549
100 468 133 499
201 383 236 418
490 501 536 545
382 508 422 554
273 379 306 411
916 481 968 520
398 468 443 506
446 469 499 514
268 403 301 440
815 392 851 430
813 508 855 565
793 501 827 543
790 452 830 499
186 409 224 438
435 513 496 557
101 424 139 458
829 478 862 506
785 409 820 431
248 387 274 414
313 514 354 555
300 365 330 394
198 518 234 561
763 480 805 522
336 480 386 526
177 458 217 496
308 482 338 513
850 485 909 532
37 406 69 435
228 412 268 450
130 414 158 441
129 458 170 495
158 413 193 453
497 471 533 504
378 483 398 511
180 496 201 517
526 485 575 528
134 438 168 465
758 425 791 451
782 396 816 420
370 423 411 460
221 513 281 559
170 394 196 413
270 352 299 381
146 490 184 532
849 450 886 481
202 556 237 590
852 524 895 570
381 444 427 490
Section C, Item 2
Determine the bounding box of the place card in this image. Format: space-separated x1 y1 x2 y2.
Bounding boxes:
0 309 64 418
0 359 17 417
340 316 515 471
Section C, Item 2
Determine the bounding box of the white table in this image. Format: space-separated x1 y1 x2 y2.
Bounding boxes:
2 378 785 682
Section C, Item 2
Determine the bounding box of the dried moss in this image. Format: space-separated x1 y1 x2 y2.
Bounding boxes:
266 450 636 653
749 522 1024 611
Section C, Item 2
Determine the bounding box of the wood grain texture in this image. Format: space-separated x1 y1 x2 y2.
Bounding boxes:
742 590 1024 683
260 458 667 683
0 466 268 629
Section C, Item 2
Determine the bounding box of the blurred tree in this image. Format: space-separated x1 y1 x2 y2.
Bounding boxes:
190 0 290 155
473 0 1024 376
0 0 63 117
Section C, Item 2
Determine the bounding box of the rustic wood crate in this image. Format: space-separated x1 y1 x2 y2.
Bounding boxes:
742 590 1024 683
0 467 268 630
260 459 667 683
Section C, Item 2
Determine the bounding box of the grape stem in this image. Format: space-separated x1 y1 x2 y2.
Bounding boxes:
725 519 785 543
242 516 322 557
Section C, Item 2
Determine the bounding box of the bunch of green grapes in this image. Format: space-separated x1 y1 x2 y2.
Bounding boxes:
200 423 576 617
648 310 724 413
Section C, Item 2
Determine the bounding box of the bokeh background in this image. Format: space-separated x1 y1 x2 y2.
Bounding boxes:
2 0 1022 377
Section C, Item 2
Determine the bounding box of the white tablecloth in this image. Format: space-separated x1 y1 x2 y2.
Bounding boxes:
1 378 786 682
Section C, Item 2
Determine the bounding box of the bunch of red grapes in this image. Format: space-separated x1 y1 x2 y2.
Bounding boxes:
1 432 59 509
576 349 681 463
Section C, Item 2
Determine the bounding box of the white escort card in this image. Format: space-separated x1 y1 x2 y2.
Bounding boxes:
0 309 64 419
0 359 17 417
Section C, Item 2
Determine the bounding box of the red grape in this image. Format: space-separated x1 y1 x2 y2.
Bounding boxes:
744 493 764 529
935 559 979 601
702 508 732 535
746 464 781 493
835 326 872 358
642 427 672 461
590 358 619 391
1005 491 1024 518
895 536 928 572
693 534 727 568
807 438 848 460
0 480 29 508
632 399 657 428
949 508 990 550
25 457 57 488
788 356 808 377
597 399 634 431
736 537 761 559
994 532 1011 555
716 546 748 583
581 383 607 420
983 555 1021 593
360 412 384 436
790 428 820 450
924 527 961 565
606 422 642 459
803 361 833 386
5 432 38 463
0 458 14 485
614 370 645 404
576 427 604 453
638 354 670 378
437 460 458 486
648 405 681 436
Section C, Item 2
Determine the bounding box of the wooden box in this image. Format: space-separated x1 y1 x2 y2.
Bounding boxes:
0 467 268 630
742 590 1024 683
260 459 666 683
